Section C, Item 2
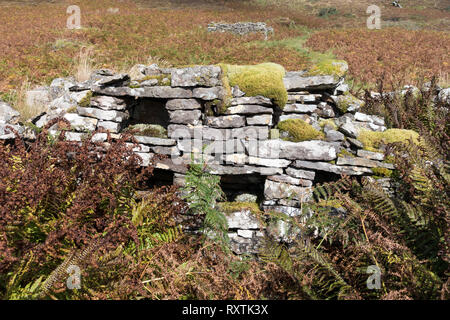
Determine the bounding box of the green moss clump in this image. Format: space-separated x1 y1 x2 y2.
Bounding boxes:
78 91 92 108
358 129 420 152
219 62 288 109
277 119 325 142
336 92 363 113
319 118 337 130
338 149 355 158
124 124 168 138
218 202 261 214
306 59 348 80
371 167 393 178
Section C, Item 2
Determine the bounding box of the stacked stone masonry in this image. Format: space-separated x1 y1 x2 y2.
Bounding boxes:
1 63 425 255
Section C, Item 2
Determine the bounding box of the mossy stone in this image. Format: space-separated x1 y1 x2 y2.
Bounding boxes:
277 119 325 142
358 128 420 152
78 90 92 108
219 62 288 109
336 92 363 113
218 202 261 214
306 59 348 81
124 124 168 138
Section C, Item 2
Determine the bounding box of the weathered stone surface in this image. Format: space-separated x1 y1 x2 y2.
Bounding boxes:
92 85 193 99
90 95 127 111
222 154 248 166
97 121 121 133
354 112 385 126
248 156 291 168
165 99 201 110
25 87 51 112
228 233 262 255
283 75 339 91
225 210 261 229
279 114 311 122
225 104 273 115
231 85 245 98
293 160 335 171
339 120 360 138
126 143 151 153
316 102 335 118
357 149 385 161
230 96 272 106
264 179 312 201
205 115 245 128
208 164 282 176
234 193 258 202
267 219 302 243
64 131 84 142
267 174 313 187
438 87 450 104
280 140 337 161
63 113 97 131
136 152 154 167
192 87 223 100
347 137 364 149
246 114 272 126
50 77 77 91
262 205 302 217
0 100 20 124
285 167 315 180
169 110 202 125
171 65 221 87
0 123 23 139
77 107 129 122
337 157 394 169
230 126 269 140
244 139 281 158
236 229 254 239
337 166 373 175
287 93 320 104
150 146 180 156
94 73 130 86
134 136 176 146
283 104 318 113
326 130 345 141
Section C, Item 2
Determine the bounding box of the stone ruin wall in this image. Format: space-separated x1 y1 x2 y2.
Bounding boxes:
0 63 399 254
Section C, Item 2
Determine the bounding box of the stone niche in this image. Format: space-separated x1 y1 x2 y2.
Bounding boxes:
220 174 266 202
128 98 170 128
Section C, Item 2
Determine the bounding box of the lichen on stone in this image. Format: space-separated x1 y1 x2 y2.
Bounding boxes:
319 118 337 130
338 149 354 158
277 118 325 142
219 62 288 109
336 92 363 113
124 124 168 138
137 74 172 86
218 202 261 214
78 90 92 108
358 128 420 152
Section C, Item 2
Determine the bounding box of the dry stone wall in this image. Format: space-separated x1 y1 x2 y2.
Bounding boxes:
0 63 403 254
